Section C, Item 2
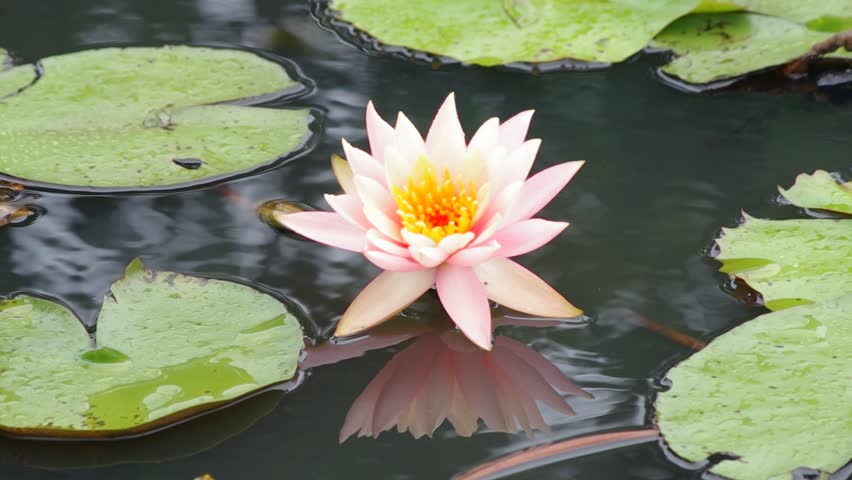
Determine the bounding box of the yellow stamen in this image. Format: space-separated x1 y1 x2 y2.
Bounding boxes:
391 157 479 243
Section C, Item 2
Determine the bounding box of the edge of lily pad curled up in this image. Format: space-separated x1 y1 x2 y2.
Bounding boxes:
282 93 584 350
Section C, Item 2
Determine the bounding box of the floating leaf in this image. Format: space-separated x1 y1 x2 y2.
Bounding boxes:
779 170 852 215
327 0 700 65
0 259 303 438
652 13 852 85
0 46 316 191
656 295 852 480
716 214 851 310
725 0 852 28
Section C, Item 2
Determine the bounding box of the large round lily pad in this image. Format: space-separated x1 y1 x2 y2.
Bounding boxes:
715 171 852 310
652 12 852 85
716 214 851 310
0 259 303 438
327 0 700 65
779 170 852 215
0 46 316 191
656 295 852 480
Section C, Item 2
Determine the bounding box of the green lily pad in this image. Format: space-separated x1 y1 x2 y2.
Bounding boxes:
779 170 852 215
656 294 852 480
328 0 700 65
716 214 852 310
0 46 315 191
0 259 303 438
652 12 852 85
728 0 852 29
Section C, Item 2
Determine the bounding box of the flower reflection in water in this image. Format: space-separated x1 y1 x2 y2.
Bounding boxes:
312 315 592 442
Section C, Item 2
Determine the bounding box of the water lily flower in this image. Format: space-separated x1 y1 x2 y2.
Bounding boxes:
278 93 583 350
339 330 592 441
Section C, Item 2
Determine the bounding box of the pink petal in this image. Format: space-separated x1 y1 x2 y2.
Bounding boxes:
365 250 424 272
364 205 404 242
324 193 370 229
496 138 541 190
335 269 437 337
425 93 467 170
447 240 500 267
506 161 584 224
331 154 356 195
343 139 385 183
499 110 534 151
436 264 492 350
366 228 410 257
467 117 500 155
366 100 395 162
436 232 475 255
493 219 569 258
409 245 449 268
394 112 426 160
354 175 394 213
275 211 366 252
474 258 582 318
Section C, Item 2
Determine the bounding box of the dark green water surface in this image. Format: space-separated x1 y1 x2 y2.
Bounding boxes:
0 1 850 479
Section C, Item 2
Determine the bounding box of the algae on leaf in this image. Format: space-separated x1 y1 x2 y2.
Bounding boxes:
0 259 303 437
779 170 852 215
652 12 852 85
0 46 315 190
329 0 700 65
656 295 852 480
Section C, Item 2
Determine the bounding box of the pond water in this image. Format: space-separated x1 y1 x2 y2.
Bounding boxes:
1 1 850 479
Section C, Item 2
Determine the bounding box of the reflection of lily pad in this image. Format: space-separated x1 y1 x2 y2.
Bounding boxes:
779 170 852 215
716 214 851 310
328 0 699 65
0 46 315 191
657 295 852 480
0 259 303 438
652 13 852 85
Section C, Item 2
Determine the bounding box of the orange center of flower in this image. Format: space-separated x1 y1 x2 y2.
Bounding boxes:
391 157 478 243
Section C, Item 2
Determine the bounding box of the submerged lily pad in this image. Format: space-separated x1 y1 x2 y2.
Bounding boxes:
779 170 852 215
656 295 852 480
716 214 851 310
0 46 315 191
652 12 852 85
0 259 303 437
328 0 700 65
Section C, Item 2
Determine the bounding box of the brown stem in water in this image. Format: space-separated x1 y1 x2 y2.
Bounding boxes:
785 30 852 76
455 428 658 480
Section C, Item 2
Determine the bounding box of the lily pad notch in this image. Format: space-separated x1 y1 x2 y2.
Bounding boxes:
0 45 323 193
0 259 305 439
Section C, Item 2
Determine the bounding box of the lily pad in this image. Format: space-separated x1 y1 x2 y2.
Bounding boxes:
656 294 852 480
0 259 303 438
727 0 852 28
779 170 852 215
328 0 700 65
716 214 852 310
652 12 852 85
0 46 316 191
